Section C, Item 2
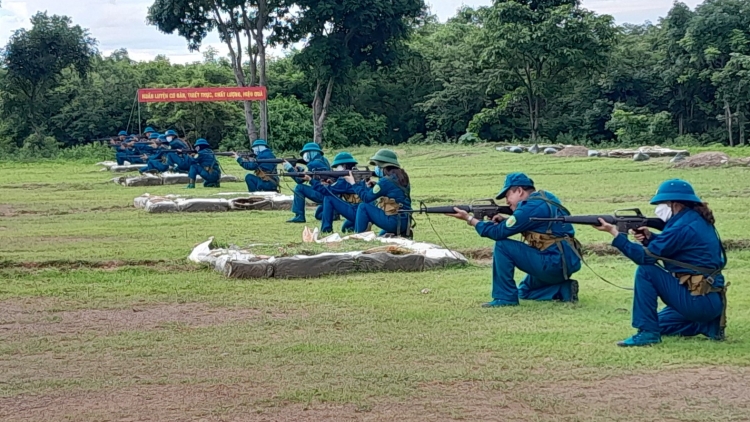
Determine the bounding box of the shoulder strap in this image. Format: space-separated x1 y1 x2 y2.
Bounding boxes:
643 247 725 277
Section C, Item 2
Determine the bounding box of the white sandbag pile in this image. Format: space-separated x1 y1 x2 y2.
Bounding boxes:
605 145 689 158
113 172 240 186
96 161 148 172
134 191 293 213
188 233 468 279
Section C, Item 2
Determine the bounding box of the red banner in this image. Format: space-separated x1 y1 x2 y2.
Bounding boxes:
138 87 267 102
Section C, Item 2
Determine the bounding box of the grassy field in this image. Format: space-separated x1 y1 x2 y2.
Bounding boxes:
2 144 750 421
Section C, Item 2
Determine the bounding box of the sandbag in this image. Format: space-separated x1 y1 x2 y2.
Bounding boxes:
357 252 425 272
273 253 358 278
145 201 179 213
226 260 274 278
110 165 143 173
176 198 231 212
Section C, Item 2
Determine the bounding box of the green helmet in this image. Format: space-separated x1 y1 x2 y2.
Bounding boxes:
332 152 358 167
369 149 400 168
650 179 702 204
301 142 323 154
252 139 269 148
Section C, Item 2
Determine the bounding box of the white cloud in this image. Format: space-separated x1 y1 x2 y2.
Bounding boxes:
1 0 706 64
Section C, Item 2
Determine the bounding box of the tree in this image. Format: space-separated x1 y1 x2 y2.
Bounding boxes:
679 0 750 145
280 0 426 145
147 0 289 143
1 12 97 139
479 0 617 141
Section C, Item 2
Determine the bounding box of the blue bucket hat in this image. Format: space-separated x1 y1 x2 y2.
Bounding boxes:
165 129 178 137
496 172 535 199
118 130 127 136
194 138 210 148
650 179 702 204
332 152 358 167
149 132 159 139
301 142 322 154
144 127 156 134
158 135 169 143
252 139 269 147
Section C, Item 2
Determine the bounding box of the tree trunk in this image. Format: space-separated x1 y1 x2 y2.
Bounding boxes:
725 100 734 147
740 114 746 146
678 114 684 136
257 40 268 141
533 95 540 141
312 77 334 145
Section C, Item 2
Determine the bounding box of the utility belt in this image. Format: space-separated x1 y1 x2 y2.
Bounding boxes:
674 272 730 330
377 197 414 238
377 197 402 216
340 193 361 205
645 247 729 330
522 231 583 281
255 169 279 184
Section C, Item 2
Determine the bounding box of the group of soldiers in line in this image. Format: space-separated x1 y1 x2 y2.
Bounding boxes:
235 139 414 237
110 129 728 347
110 127 221 188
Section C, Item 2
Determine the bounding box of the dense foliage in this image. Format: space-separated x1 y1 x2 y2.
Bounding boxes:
2 0 750 158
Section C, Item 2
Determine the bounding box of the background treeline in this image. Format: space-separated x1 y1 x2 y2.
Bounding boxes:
2 0 750 159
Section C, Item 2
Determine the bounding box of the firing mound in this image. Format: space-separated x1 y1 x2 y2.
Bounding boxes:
673 152 729 168
554 146 589 157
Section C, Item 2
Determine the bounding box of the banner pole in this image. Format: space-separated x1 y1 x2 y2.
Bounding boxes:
138 95 142 135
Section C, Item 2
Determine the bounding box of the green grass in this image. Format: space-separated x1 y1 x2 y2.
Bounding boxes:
1 144 749 420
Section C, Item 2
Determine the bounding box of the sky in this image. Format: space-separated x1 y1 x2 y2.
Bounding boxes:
0 0 704 64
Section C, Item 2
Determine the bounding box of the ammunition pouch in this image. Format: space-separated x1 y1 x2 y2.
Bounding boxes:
254 169 278 184
378 197 401 216
675 273 722 296
522 231 583 281
341 193 361 205
675 273 730 330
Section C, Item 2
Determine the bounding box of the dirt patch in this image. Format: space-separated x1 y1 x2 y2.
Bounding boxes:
0 204 18 217
0 383 276 422
673 151 735 168
0 300 273 340
554 145 590 157
1 364 747 421
525 366 750 420
0 258 185 271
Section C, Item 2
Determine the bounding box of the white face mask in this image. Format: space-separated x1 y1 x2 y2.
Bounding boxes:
167 136 175 142
334 165 345 171
252 145 266 155
303 152 313 163
655 203 673 222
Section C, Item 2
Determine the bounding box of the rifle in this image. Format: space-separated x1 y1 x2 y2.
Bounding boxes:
529 208 666 233
281 169 375 182
401 199 514 220
245 157 306 165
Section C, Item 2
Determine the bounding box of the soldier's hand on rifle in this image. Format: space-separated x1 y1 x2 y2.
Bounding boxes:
446 207 471 221
365 179 375 187
141 154 148 160
631 227 651 243
491 214 506 224
302 174 312 182
232 152 239 159
343 171 356 185
594 218 619 237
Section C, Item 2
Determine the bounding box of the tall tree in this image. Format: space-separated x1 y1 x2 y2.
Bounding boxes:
280 0 426 145
479 0 617 141
679 0 750 145
1 12 97 139
147 0 289 143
